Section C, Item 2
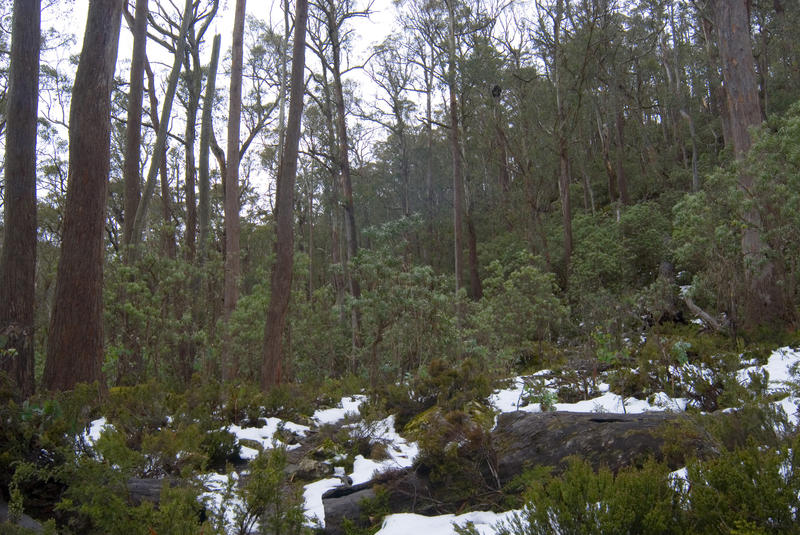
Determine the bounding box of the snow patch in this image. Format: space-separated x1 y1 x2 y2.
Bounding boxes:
303 477 341 528
227 417 310 453
312 395 367 425
303 414 419 526
199 471 243 532
83 417 113 446
377 510 522 535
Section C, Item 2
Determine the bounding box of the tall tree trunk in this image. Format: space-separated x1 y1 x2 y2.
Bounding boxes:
700 10 733 153
198 34 221 260
318 61 346 324
122 0 147 248
184 57 201 262
262 0 309 389
0 0 41 398
328 0 362 348
714 0 785 326
424 51 434 265
43 0 122 392
144 62 177 259
558 136 572 279
222 0 247 381
276 0 290 165
118 0 148 385
466 203 482 300
553 0 572 283
130 0 193 249
614 100 629 205
446 0 465 305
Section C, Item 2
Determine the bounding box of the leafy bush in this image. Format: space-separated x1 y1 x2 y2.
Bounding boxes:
354 244 458 384
380 357 493 429
673 101 800 329
472 251 569 368
494 433 800 535
231 447 305 535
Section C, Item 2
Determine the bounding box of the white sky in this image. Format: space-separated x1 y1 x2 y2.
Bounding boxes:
44 0 399 199
63 0 398 88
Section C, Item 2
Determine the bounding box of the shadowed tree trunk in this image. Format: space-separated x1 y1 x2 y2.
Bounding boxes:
0 0 41 398
222 0 247 381
326 0 362 349
144 61 177 260
446 0 465 310
43 0 123 392
184 66 200 262
262 0 309 388
713 0 787 327
117 0 148 385
182 2 218 261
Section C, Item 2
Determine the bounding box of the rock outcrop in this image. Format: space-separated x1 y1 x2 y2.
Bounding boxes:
322 410 715 534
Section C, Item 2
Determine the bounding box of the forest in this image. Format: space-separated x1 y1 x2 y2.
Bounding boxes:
2 0 800 533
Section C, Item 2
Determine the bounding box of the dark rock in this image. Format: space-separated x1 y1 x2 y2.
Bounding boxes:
127 477 180 506
493 410 714 482
321 410 715 533
292 458 333 481
0 497 44 533
321 482 376 535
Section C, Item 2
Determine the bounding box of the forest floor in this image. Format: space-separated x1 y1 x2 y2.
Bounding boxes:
75 345 799 534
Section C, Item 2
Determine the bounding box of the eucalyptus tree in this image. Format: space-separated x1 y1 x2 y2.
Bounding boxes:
713 0 786 327
444 0 466 303
307 0 372 353
396 0 446 264
530 0 603 284
128 0 195 250
366 34 416 219
198 33 221 260
222 0 247 381
262 0 309 388
122 0 148 248
305 13 346 315
44 0 123 392
179 0 219 261
0 0 41 398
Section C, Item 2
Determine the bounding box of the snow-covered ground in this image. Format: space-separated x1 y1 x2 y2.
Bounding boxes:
227 417 310 459
489 376 689 415
78 346 799 534
303 410 419 527
377 510 522 535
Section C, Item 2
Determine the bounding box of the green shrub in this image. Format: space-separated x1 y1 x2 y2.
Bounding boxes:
494 436 800 535
472 251 569 368
232 447 305 535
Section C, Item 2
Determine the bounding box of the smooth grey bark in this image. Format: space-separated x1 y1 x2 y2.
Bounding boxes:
122 0 148 248
198 33 221 259
129 0 193 249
